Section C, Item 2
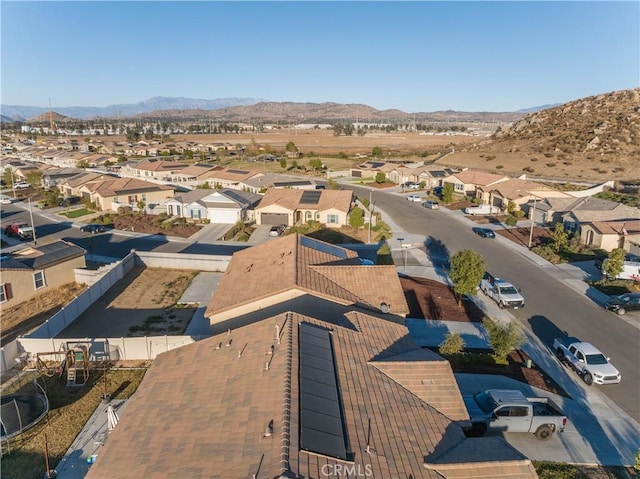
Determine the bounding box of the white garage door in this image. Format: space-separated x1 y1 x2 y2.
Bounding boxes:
210 208 239 224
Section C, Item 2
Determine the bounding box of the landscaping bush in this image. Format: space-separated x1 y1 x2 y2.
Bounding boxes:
439 332 465 355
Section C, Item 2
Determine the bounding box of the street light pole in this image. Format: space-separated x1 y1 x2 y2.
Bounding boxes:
528 196 538 249
368 190 372 243
28 197 37 245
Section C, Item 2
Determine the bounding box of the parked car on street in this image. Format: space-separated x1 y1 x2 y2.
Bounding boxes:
472 227 495 238
604 292 640 316
406 194 422 202
421 201 440 210
4 221 34 240
402 182 420 190
553 336 621 385
480 272 524 309
13 181 30 189
0 194 12 205
269 225 285 237
80 224 107 234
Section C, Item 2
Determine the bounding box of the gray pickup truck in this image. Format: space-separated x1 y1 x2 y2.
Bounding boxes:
463 389 567 441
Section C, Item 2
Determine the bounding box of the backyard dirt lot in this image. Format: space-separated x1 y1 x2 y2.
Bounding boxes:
57 267 198 338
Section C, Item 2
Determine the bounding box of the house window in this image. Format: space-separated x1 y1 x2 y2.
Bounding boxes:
0 283 12 303
142 194 147 202
34 271 46 290
315 212 320 220
455 183 464 192
327 214 339 224
306 211 312 220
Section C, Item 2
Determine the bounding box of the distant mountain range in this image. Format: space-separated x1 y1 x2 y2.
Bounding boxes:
0 96 554 122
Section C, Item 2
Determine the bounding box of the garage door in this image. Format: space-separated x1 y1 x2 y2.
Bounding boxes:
261 213 288 225
210 209 239 224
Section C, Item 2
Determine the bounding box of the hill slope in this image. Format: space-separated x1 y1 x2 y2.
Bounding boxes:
440 88 640 182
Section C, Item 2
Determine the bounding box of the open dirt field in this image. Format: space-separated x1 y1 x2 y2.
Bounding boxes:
57 267 198 338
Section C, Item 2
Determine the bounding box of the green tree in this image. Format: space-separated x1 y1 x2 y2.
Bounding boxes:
603 248 626 280
332 124 344 136
439 332 465 356
280 157 287 169
348 206 365 229
375 172 386 184
375 241 394 265
309 158 323 172
551 223 569 252
482 317 525 362
3 167 14 186
76 159 90 169
449 249 486 305
442 183 454 203
25 171 43 187
372 146 383 158
285 141 298 153
126 127 141 142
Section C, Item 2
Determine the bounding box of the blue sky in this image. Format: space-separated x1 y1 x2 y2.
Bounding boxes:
1 1 638 112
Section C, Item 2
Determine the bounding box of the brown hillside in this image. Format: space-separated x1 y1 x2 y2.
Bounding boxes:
440 88 640 182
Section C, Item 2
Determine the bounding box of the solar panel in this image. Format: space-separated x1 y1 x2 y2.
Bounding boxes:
226 169 249 175
300 236 348 259
300 190 321 204
299 322 348 460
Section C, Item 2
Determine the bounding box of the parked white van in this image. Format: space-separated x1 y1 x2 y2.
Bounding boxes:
464 204 501 215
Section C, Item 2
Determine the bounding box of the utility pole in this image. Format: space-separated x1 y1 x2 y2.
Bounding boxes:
368 190 373 243
528 196 538 249
28 197 38 245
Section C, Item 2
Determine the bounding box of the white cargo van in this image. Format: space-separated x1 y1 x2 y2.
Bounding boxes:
464 204 501 215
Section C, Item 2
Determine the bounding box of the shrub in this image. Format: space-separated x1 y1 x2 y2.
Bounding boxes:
482 317 524 362
495 165 504 169
505 216 518 226
439 332 465 355
513 210 526 218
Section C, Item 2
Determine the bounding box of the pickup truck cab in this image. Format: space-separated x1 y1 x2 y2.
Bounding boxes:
463 389 567 441
4 221 34 240
480 272 524 309
553 336 621 385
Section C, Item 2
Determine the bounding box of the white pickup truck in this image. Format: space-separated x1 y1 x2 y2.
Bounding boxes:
463 389 567 441
464 204 501 215
480 272 525 309
553 336 621 385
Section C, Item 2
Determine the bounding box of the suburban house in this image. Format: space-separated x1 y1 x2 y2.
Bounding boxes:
165 163 224 186
580 220 640 252
477 178 571 211
0 241 86 308
165 188 262 224
386 162 430 185
204 167 262 190
88 235 537 479
42 167 82 190
417 167 457 190
118 159 190 182
442 170 509 197
57 172 118 198
241 172 318 194
77 177 175 211
349 160 393 179
255 188 353 227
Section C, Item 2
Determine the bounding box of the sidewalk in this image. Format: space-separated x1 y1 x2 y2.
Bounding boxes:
374 200 640 467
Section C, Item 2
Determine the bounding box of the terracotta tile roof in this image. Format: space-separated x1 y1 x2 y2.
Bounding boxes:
483 178 566 201
589 219 640 235
177 163 222 176
449 170 508 187
205 234 408 321
63 171 108 188
90 310 525 479
88 177 174 197
370 348 469 421
132 159 190 172
256 188 353 213
424 437 537 478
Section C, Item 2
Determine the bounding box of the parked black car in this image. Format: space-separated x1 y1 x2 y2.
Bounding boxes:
604 293 640 316
472 227 496 238
59 196 81 207
80 224 107 234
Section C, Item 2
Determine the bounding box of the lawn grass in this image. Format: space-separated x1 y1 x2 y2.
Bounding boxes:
59 207 93 219
1 367 146 479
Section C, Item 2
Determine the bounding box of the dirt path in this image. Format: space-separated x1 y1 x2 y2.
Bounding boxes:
58 267 198 338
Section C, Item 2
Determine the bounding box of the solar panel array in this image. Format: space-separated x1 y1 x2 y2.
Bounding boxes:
299 322 348 460
299 236 348 259
300 190 322 205
226 169 250 175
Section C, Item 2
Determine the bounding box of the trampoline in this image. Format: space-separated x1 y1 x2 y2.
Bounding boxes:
1 384 49 440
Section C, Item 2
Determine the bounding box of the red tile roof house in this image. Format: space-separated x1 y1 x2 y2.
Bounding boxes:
78 177 174 212
119 159 191 181
87 235 538 479
442 170 510 197
255 188 354 228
